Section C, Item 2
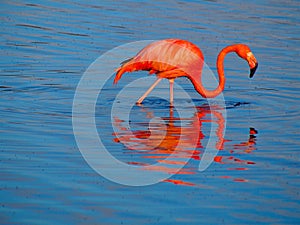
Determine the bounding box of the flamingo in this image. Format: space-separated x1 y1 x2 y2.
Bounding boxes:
114 39 258 104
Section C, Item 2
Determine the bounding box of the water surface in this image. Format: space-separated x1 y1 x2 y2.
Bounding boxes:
1 0 299 224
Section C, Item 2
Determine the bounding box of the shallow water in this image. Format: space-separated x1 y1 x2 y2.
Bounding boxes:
1 0 300 224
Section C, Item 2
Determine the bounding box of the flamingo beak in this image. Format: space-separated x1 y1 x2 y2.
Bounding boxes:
250 63 258 78
247 52 258 78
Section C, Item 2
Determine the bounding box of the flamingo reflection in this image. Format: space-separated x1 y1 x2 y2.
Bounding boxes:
216 127 258 182
113 105 257 186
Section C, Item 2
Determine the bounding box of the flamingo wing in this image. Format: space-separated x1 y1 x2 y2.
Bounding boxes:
114 39 204 84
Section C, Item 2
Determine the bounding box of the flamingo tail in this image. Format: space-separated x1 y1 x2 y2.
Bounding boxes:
114 58 139 84
114 58 153 84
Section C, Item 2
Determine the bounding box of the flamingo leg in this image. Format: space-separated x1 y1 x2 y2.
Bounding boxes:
169 79 174 106
136 78 163 104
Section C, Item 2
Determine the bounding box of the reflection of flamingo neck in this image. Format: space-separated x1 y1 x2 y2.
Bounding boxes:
193 45 239 98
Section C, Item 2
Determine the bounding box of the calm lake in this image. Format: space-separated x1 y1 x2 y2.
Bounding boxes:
1 0 299 224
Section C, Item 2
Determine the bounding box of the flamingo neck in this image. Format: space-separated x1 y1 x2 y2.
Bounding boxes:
193 45 238 98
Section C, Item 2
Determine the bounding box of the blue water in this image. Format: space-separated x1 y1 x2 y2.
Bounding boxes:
1 0 299 224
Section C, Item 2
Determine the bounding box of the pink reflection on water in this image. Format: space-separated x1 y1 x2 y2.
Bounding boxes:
113 105 257 186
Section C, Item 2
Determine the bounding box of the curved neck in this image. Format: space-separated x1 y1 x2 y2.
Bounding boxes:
192 45 238 98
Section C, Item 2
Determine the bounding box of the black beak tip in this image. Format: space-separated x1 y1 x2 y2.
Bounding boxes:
249 63 258 78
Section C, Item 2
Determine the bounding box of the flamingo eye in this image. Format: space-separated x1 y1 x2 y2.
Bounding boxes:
247 52 253 59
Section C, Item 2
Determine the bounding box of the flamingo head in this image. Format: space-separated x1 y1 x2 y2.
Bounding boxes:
247 52 258 78
236 44 258 78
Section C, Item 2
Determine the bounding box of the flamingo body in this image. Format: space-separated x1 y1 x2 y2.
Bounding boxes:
114 39 204 82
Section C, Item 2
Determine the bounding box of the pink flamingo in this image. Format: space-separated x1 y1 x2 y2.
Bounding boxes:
114 39 258 104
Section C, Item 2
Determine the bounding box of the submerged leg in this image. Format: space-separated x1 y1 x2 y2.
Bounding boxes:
169 79 174 106
136 78 162 104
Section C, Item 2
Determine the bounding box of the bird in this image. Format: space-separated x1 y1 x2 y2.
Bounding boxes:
114 39 258 104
